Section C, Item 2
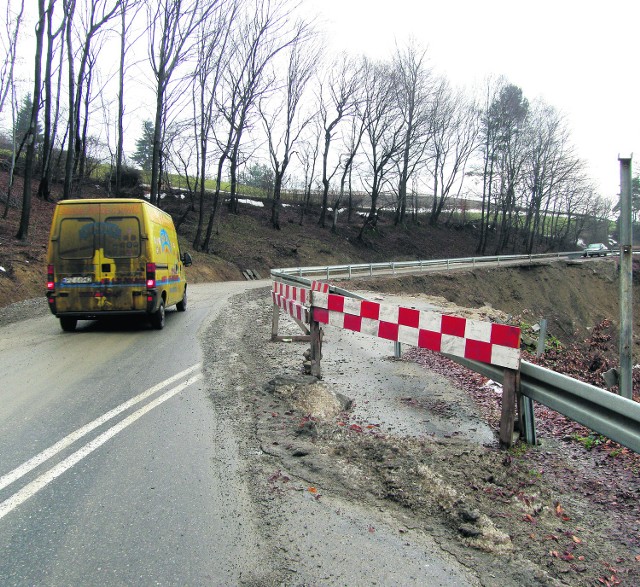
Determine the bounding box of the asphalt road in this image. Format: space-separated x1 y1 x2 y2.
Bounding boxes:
0 280 480 587
0 281 266 586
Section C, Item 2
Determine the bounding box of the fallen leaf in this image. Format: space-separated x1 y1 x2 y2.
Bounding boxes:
308 487 317 494
523 514 536 524
572 535 582 544
560 553 575 561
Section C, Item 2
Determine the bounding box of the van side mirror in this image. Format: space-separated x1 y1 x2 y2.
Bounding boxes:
181 252 193 267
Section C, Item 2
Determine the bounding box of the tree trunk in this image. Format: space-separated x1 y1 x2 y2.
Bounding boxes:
16 0 45 239
115 7 126 196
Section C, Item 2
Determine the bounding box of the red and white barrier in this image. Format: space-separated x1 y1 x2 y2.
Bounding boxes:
271 281 521 370
271 290 309 323
271 280 329 307
272 282 311 305
311 291 521 370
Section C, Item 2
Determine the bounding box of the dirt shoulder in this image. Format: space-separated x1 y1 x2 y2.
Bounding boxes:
202 283 640 587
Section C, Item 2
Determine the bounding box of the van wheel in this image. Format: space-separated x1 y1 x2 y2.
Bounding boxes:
177 287 187 312
60 317 77 332
151 300 165 330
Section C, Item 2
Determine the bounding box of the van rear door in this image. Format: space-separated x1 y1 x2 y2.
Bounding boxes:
54 202 147 314
55 210 100 314
98 204 146 312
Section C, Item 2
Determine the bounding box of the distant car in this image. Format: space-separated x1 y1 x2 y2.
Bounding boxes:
582 243 609 257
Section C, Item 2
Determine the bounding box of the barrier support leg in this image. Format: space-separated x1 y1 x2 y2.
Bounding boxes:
310 311 322 379
271 304 280 341
499 368 518 448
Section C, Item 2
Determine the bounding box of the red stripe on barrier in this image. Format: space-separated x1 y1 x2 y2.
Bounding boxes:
313 307 329 324
398 307 420 328
311 281 329 293
343 314 362 332
327 294 345 312
361 300 380 320
491 323 521 348
465 339 493 364
378 321 399 341
441 315 466 337
418 329 442 352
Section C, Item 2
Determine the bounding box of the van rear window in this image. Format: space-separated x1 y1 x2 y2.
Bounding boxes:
59 218 95 259
103 217 141 258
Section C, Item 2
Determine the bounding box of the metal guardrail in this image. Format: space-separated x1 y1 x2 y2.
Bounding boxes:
450 356 640 454
271 252 640 453
274 251 598 280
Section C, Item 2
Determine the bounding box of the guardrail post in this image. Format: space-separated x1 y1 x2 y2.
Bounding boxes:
619 155 633 400
499 368 519 448
310 308 323 379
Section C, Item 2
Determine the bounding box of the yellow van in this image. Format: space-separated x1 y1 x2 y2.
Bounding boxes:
46 198 192 331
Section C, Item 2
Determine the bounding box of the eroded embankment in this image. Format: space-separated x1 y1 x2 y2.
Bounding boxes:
341 259 635 351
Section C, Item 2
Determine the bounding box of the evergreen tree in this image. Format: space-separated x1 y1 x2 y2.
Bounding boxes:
14 94 42 149
132 120 154 172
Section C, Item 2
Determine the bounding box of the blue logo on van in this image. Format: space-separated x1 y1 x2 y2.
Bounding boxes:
159 229 171 252
79 222 121 240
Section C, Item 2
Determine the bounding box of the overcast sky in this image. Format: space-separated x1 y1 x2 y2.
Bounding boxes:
304 0 639 200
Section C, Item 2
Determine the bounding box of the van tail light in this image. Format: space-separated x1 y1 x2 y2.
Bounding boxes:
146 263 156 288
47 265 55 291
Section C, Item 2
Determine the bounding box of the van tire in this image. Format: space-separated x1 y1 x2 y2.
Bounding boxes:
177 287 187 312
151 300 165 330
60 317 77 332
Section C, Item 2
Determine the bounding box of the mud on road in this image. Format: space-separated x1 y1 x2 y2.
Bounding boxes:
203 285 640 587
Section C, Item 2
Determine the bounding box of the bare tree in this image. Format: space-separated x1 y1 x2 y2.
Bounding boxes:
190 0 237 247
260 36 318 229
358 59 404 240
476 76 506 254
296 115 321 225
16 0 46 239
427 81 480 226
317 53 361 228
392 39 433 226
1 0 25 215
200 0 310 251
62 0 123 199
522 101 584 253
0 0 24 117
37 0 65 201
113 0 144 196
147 0 220 206
331 112 364 232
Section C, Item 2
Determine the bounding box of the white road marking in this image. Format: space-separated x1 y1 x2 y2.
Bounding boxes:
0 373 203 520
0 364 201 493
